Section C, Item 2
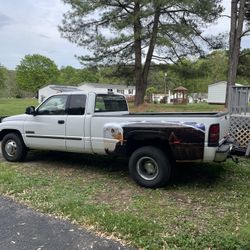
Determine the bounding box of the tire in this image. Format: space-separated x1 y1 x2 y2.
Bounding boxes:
1 133 27 162
129 146 172 188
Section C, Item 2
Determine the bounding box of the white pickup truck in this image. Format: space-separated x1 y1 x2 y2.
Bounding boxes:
0 91 233 188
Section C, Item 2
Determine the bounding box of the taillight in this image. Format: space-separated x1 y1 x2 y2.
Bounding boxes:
208 124 220 146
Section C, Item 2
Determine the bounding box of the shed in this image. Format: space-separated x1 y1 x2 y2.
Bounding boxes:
207 81 243 104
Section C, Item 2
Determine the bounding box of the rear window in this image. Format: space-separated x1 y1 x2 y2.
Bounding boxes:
95 94 128 112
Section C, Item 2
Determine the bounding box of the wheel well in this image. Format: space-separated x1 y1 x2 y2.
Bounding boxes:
126 136 175 162
0 130 23 141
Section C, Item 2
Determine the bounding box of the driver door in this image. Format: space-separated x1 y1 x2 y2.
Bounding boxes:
24 95 68 151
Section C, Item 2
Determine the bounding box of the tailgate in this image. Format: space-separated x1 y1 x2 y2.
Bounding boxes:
218 113 230 143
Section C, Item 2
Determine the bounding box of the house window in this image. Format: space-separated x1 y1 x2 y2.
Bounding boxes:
117 89 124 94
128 89 134 95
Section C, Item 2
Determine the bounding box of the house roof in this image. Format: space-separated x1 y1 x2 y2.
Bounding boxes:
79 83 135 90
50 86 80 92
40 84 80 92
208 81 244 87
208 81 227 87
173 86 188 91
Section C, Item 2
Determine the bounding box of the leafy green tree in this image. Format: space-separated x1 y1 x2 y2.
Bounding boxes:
77 67 99 83
98 65 134 85
238 49 250 79
146 86 156 102
60 0 223 106
16 54 59 92
57 66 80 85
0 64 7 88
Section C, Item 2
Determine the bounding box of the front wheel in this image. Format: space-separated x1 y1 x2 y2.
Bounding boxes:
129 146 172 188
1 133 27 162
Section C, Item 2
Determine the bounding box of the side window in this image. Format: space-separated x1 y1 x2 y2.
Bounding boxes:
37 95 68 115
95 94 128 112
68 95 86 115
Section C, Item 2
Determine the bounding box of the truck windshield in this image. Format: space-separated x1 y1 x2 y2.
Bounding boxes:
95 94 128 112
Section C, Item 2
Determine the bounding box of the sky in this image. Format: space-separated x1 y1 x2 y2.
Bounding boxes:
0 0 249 70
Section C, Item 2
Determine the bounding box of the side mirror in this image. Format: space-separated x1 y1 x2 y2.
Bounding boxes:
25 106 36 116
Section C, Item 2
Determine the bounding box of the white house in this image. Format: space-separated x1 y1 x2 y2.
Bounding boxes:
38 83 136 103
78 83 136 96
38 85 80 103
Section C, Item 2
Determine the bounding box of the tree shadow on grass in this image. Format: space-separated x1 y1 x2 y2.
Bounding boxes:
25 150 228 188
26 150 129 172
168 162 228 188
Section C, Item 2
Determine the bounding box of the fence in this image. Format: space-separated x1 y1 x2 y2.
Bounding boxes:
230 86 250 114
229 86 250 150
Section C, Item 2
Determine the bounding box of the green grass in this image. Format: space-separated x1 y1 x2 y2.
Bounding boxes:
0 97 248 249
129 102 226 113
0 98 38 116
0 153 249 249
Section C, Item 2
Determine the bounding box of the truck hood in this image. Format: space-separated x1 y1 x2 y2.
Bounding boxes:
2 114 28 122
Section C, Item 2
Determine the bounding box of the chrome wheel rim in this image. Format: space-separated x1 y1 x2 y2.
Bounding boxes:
5 140 17 157
136 157 159 181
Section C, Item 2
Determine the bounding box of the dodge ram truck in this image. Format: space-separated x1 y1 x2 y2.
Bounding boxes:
0 91 232 188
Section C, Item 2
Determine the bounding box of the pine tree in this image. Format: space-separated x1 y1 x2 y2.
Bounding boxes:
60 0 223 105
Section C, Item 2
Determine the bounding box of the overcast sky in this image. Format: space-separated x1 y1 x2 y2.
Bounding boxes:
0 0 249 70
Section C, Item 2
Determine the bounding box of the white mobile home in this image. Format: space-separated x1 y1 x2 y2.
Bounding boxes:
78 83 136 96
38 85 80 103
38 83 136 103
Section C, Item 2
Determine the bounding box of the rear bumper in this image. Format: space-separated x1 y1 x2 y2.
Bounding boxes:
214 137 234 162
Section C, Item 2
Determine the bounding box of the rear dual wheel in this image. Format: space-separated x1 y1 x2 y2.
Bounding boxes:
129 146 172 188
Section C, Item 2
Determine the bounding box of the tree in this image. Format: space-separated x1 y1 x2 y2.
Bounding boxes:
146 86 156 102
0 64 7 89
226 0 250 107
237 48 250 79
16 54 59 92
57 66 80 85
60 0 223 106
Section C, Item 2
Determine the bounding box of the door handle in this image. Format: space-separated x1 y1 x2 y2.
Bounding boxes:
58 120 65 124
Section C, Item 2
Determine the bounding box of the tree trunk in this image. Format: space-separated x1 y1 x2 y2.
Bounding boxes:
135 2 160 106
133 1 144 106
226 0 246 108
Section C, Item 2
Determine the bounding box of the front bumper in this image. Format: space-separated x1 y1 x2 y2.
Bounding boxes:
214 137 235 162
0 116 7 123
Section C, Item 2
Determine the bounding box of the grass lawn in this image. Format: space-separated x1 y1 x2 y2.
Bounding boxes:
0 97 248 249
0 153 249 249
0 98 38 116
